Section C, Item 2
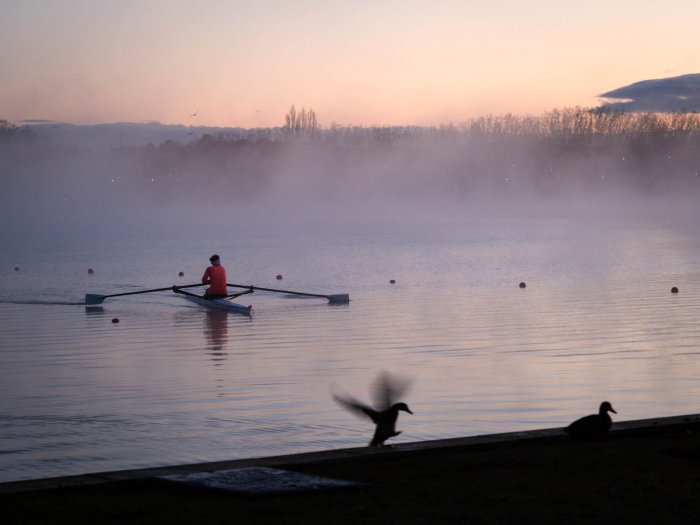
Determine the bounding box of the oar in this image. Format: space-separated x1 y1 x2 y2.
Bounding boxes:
227 283 349 304
227 288 255 300
85 283 204 305
171 287 201 299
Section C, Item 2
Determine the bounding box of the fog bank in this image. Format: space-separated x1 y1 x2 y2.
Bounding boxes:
2 109 700 243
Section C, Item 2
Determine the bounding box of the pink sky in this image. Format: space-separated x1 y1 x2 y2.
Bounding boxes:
1 0 698 128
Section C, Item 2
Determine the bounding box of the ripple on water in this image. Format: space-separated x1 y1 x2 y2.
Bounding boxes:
2 222 700 482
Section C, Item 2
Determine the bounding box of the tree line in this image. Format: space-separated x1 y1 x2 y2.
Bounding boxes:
2 107 699 206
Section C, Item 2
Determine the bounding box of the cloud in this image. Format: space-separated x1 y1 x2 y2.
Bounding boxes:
599 73 700 112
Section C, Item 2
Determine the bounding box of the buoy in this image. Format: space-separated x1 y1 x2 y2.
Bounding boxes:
14 267 19 271
390 279 396 284
276 274 283 280
178 271 184 277
111 318 120 324
519 282 526 288
671 287 679 294
88 268 94 274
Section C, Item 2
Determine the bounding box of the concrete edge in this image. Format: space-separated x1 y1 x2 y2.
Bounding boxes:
2 413 699 494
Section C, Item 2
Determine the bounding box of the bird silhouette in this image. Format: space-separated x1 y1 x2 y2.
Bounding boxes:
565 401 617 438
190 109 198 117
333 370 413 447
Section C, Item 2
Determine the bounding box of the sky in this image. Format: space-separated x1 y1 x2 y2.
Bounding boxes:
1 0 698 128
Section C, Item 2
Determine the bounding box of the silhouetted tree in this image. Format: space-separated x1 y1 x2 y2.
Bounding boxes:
0 120 19 141
0 120 36 145
283 105 318 139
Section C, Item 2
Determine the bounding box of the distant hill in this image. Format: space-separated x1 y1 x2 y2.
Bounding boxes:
19 121 248 151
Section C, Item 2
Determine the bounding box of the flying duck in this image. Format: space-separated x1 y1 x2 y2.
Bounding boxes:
333 371 413 447
565 401 617 438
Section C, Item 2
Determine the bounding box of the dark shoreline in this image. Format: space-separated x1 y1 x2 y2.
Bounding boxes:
3 414 700 524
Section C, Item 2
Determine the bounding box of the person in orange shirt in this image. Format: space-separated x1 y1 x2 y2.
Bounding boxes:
202 254 228 299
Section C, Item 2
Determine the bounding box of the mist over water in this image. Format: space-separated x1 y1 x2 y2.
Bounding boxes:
1 114 700 482
2 110 700 244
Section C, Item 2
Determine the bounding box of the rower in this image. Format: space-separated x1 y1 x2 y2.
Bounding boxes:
202 254 228 299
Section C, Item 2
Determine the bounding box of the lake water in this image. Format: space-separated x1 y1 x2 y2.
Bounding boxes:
1 209 700 483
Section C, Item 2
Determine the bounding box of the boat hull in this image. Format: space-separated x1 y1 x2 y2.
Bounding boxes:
179 293 252 315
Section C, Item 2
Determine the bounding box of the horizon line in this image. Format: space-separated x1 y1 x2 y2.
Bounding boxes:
11 104 700 131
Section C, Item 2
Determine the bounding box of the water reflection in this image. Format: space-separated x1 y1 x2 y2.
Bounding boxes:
3 218 700 483
84 306 105 315
204 310 229 363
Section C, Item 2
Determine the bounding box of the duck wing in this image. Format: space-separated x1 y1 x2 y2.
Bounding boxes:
371 370 413 411
333 391 380 422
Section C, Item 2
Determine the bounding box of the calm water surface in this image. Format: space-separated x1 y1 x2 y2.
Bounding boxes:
1 215 699 482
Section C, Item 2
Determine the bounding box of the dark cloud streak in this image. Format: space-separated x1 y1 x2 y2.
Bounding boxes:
599 73 700 112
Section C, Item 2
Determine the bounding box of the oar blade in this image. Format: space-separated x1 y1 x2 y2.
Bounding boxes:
327 294 350 304
85 294 106 305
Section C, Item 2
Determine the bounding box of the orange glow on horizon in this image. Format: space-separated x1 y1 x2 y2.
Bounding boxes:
1 1 698 128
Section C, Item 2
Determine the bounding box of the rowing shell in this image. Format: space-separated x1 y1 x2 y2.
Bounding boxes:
178 292 252 316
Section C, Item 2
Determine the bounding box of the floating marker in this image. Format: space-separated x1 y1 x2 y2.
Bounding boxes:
671 287 679 294
390 279 396 284
14 267 19 272
111 318 120 324
276 274 283 280
179 271 184 277
519 282 526 288
88 268 94 274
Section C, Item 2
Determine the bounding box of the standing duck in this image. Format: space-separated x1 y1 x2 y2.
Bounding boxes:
333 370 413 447
565 401 617 438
